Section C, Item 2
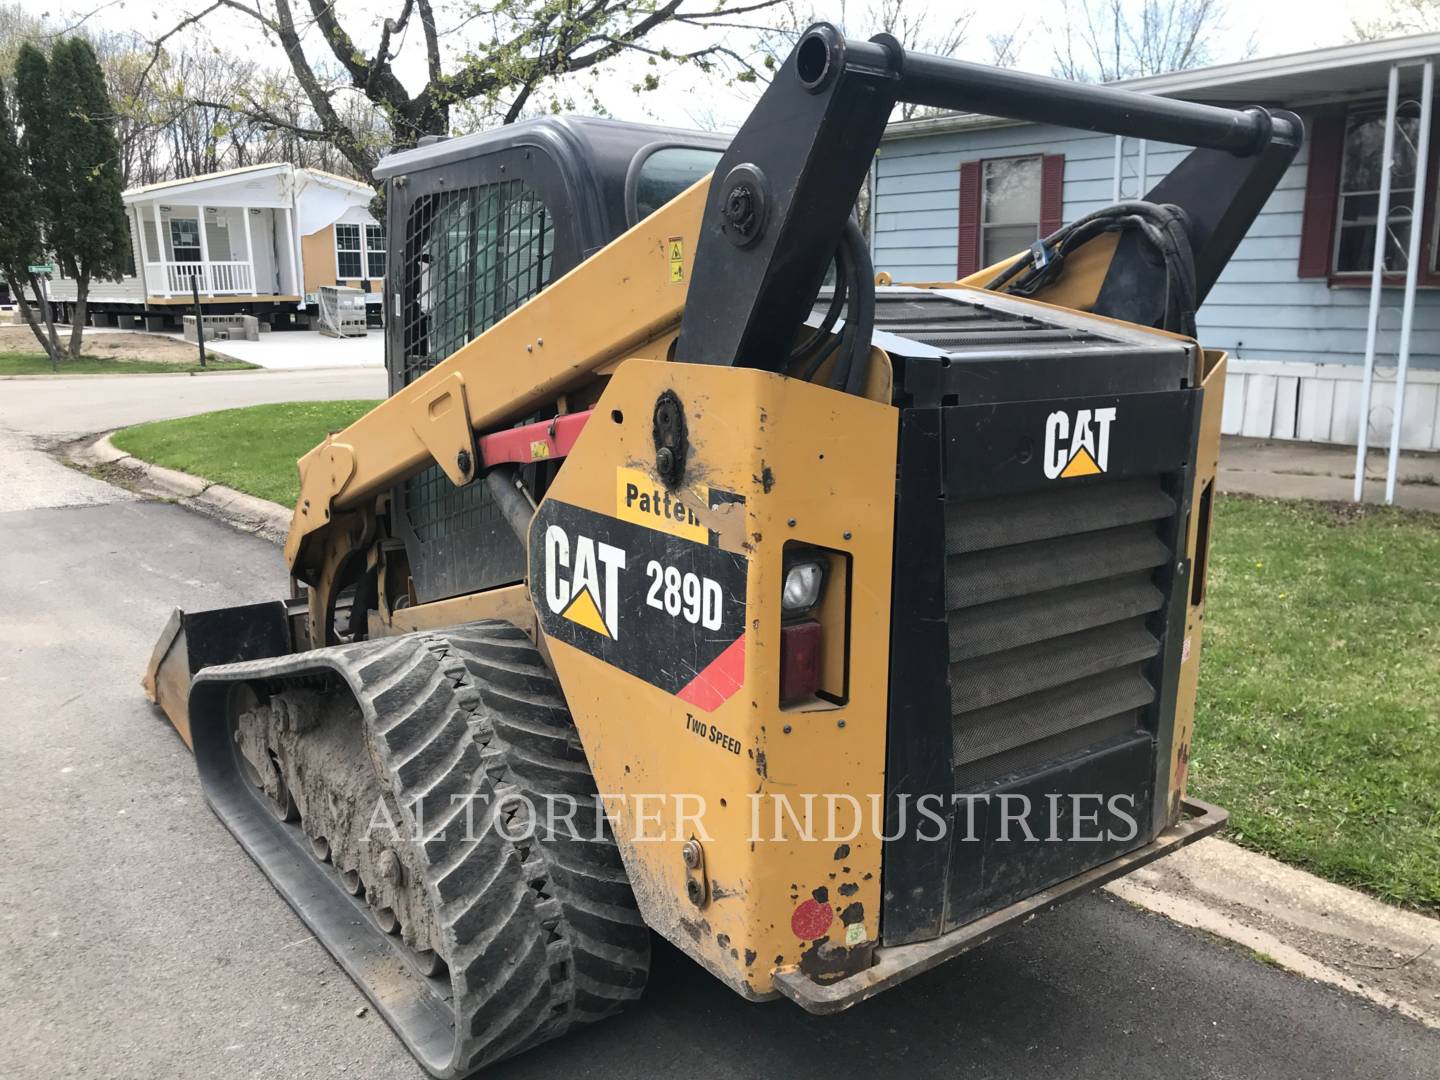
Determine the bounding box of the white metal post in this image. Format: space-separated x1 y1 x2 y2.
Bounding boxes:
283 205 300 298
240 206 255 295
151 201 169 298
1355 64 1401 502
196 205 212 295
1112 136 1123 201
1385 59 1435 504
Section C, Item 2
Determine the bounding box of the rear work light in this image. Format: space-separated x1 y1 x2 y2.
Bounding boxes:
782 560 825 613
779 547 830 702
779 544 849 705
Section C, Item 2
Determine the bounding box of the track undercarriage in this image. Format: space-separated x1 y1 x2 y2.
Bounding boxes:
188 622 648 1077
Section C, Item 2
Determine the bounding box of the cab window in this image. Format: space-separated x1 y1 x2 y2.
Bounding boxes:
632 146 723 222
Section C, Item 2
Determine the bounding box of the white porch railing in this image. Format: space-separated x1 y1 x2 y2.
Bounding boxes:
156 260 255 295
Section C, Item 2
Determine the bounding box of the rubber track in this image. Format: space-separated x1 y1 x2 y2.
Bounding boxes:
190 621 649 1076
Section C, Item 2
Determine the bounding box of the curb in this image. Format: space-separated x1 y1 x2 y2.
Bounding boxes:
78 432 291 543
1105 836 1440 1029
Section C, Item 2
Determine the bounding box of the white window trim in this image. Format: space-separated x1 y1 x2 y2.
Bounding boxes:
334 221 387 282
1333 108 1420 276
979 155 1043 267
170 216 202 262
334 222 363 281
365 222 387 280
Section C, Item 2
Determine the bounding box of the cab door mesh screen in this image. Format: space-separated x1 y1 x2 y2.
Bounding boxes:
396 180 554 592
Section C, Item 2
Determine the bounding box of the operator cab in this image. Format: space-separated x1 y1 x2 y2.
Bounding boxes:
372 118 727 604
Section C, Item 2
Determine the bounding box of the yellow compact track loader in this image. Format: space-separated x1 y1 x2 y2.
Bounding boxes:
144 25 1301 1076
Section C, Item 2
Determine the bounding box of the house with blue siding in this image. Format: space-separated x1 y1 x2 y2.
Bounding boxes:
871 33 1440 451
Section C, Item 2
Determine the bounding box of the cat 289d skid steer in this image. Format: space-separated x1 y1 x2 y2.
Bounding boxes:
144 24 1300 1076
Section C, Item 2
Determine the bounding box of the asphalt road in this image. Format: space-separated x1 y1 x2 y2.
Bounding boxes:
2 371 1438 1078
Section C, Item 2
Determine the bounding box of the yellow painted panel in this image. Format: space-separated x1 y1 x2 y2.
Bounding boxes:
1168 350 1227 822
537 358 897 998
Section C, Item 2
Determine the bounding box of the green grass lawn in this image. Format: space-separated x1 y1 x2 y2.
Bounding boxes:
1191 496 1440 912
110 400 379 506
109 401 1440 910
0 350 255 375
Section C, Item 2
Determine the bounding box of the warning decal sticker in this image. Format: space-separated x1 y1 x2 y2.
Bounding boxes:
668 236 685 283
530 499 749 710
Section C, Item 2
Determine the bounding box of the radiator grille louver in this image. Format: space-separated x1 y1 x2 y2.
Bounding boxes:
946 476 1174 783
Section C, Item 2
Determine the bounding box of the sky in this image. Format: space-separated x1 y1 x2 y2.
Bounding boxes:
35 0 1399 133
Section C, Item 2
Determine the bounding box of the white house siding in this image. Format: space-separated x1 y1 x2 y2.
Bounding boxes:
45 208 148 305
874 118 1440 449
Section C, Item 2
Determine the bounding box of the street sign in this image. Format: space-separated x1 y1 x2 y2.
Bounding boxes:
27 263 53 274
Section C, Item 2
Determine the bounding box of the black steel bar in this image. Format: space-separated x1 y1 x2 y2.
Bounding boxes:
676 22 1303 373
872 42 1300 154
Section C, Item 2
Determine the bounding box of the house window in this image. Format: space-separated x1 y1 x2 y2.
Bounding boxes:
365 223 386 280
335 223 363 279
1298 102 1440 283
170 218 201 262
982 156 1043 267
957 154 1064 278
1334 106 1423 273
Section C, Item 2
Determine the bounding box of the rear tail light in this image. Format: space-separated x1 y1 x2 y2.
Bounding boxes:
780 620 822 702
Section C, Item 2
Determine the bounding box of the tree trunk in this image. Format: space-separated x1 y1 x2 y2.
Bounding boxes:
27 272 64 366
5 273 62 364
68 273 89 359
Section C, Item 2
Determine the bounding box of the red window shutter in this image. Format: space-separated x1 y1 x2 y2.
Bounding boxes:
956 160 982 276
1298 110 1346 279
1040 154 1065 236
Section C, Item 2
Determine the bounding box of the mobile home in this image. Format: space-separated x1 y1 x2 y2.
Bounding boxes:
45 163 383 330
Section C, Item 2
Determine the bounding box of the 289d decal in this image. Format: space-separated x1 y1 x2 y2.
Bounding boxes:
531 499 748 710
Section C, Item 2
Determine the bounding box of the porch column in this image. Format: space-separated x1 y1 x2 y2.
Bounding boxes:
196 205 212 295
151 201 169 298
240 206 255 295
282 204 300 298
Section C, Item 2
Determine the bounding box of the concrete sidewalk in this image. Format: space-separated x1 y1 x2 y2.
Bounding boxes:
200 329 383 370
1219 436 1440 511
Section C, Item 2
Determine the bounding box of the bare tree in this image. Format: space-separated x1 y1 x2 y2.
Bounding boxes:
1050 0 1231 82
0 4 46 83
141 0 785 188
987 23 1031 69
1352 0 1440 40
